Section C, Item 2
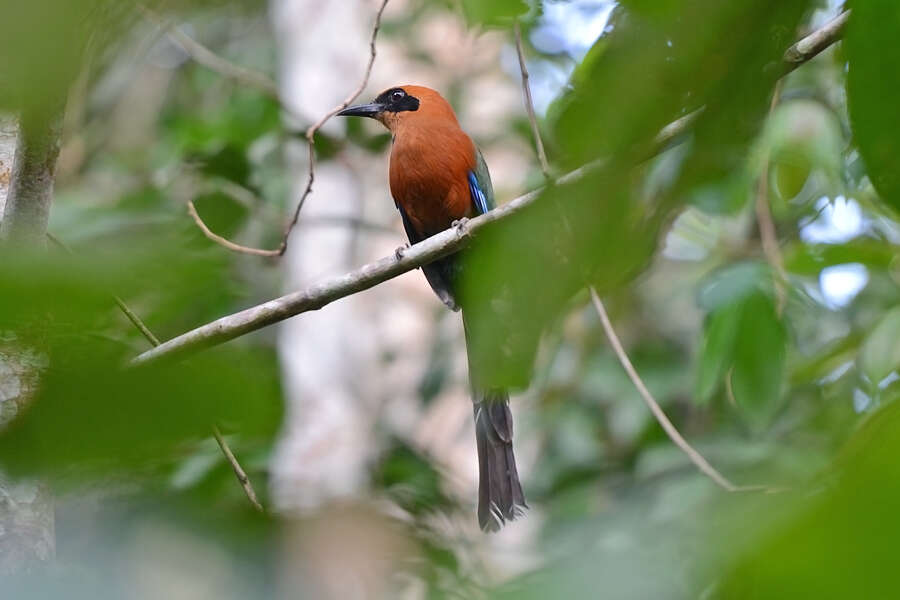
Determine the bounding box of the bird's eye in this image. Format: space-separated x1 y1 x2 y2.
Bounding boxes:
391 90 405 102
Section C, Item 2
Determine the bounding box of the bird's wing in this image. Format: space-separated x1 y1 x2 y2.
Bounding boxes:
468 147 495 214
398 205 460 311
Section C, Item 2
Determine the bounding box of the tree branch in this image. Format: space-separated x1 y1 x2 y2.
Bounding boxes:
131 10 847 367
783 10 850 73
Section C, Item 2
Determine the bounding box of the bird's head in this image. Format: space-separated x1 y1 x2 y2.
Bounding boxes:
337 85 458 132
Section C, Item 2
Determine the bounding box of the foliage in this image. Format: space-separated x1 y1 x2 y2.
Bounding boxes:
2 0 899 597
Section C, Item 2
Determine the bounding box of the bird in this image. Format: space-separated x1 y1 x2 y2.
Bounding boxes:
338 85 526 531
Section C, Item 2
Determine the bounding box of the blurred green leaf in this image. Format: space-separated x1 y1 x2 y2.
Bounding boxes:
0 346 282 479
696 303 740 404
859 306 900 385
373 439 453 517
461 0 529 27
460 171 659 388
845 0 900 214
697 261 771 311
695 291 785 428
730 293 786 429
784 240 897 275
717 400 900 598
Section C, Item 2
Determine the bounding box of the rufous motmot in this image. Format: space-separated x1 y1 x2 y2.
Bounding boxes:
338 85 525 531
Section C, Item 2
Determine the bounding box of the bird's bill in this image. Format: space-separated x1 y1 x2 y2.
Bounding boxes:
336 103 384 118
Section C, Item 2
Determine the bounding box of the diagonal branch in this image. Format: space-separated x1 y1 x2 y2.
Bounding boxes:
213 425 263 512
783 10 850 72
589 291 739 490
132 10 848 367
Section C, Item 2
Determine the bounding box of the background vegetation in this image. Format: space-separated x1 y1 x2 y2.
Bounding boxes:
1 0 898 598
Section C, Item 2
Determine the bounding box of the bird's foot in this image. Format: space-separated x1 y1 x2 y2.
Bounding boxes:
395 243 409 260
451 217 469 236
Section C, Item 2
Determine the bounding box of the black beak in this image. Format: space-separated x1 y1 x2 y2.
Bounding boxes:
336 102 384 118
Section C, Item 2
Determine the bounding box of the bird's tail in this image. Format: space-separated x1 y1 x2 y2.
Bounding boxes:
473 389 526 531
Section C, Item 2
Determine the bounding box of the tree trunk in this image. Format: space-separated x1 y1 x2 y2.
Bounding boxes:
0 101 65 573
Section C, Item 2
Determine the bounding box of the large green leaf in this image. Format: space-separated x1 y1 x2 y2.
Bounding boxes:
846 1 900 213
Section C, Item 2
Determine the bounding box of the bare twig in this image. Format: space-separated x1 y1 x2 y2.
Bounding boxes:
513 22 551 178
131 12 846 366
213 425 264 512
589 290 739 491
187 200 281 257
280 0 391 256
783 10 850 72
755 81 789 315
113 296 161 347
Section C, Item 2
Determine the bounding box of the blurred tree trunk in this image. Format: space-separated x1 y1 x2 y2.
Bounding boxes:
269 0 377 511
0 103 64 573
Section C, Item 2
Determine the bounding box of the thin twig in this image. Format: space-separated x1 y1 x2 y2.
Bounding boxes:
589 290 739 491
113 296 161 346
782 10 850 73
187 200 281 257
213 425 264 512
279 0 391 256
513 22 551 178
755 81 788 315
131 12 846 366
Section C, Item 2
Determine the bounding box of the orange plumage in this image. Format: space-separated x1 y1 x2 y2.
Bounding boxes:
337 86 526 531
380 86 477 236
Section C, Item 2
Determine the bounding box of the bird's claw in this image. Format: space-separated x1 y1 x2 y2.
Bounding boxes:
395 244 409 260
452 217 469 235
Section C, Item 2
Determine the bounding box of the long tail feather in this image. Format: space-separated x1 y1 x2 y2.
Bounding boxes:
473 390 526 531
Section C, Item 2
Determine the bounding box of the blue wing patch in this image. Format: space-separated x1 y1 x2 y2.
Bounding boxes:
468 171 490 215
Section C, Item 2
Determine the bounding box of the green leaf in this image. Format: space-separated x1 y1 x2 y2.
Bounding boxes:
696 302 741 404
845 0 900 213
860 306 900 385
695 291 786 428
784 241 897 275
730 293 786 430
697 261 771 311
461 0 529 27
